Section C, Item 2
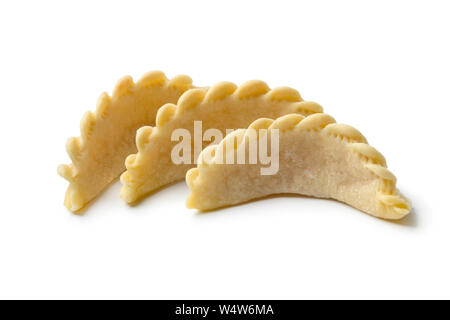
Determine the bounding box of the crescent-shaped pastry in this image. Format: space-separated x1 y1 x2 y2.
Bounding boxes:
186 113 411 220
120 81 323 203
58 71 194 212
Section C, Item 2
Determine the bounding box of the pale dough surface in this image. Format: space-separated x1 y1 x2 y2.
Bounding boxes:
186 114 411 220
58 71 193 212
120 81 323 203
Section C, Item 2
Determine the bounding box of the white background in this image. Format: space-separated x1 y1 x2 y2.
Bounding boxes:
0 0 449 299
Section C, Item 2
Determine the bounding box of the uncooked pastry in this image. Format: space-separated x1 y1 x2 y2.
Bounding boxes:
58 71 194 211
120 81 323 203
186 113 411 220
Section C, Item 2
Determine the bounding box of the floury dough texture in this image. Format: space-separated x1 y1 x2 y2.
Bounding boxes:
58 71 194 211
120 81 323 203
186 113 411 220
58 71 411 220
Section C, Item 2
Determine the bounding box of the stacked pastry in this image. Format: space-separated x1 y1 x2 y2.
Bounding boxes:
58 71 411 219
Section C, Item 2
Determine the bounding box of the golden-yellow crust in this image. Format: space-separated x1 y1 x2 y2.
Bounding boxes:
58 71 194 212
120 81 323 203
186 113 411 220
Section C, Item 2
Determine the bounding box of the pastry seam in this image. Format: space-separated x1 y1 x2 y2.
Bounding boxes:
187 113 411 216
58 71 193 211
120 81 324 201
